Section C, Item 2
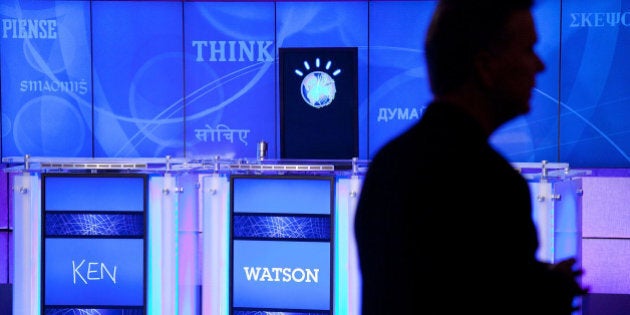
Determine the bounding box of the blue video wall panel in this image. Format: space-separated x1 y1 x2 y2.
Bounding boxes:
491 0 562 163
41 174 147 315
91 1 184 158
183 1 276 159
0 0 93 157
230 175 334 314
367 1 435 157
559 0 630 167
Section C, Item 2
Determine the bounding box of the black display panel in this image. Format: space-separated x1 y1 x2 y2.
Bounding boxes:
280 47 358 160
41 173 147 315
230 175 335 315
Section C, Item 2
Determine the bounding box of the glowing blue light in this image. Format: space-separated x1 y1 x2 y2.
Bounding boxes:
294 57 342 109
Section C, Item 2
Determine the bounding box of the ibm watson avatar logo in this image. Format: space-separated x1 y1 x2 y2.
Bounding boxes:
294 57 341 109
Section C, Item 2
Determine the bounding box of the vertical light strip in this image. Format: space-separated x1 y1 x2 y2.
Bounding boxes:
202 174 229 315
334 177 349 315
335 175 363 315
13 173 40 315
551 178 583 315
553 179 581 261
178 174 199 314
532 180 556 263
347 174 362 315
147 175 164 314
29 174 41 315
162 173 179 314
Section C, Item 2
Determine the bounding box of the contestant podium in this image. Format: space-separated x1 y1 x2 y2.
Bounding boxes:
41 174 147 313
8 157 581 315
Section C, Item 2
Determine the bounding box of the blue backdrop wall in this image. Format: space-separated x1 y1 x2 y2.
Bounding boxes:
1 0 629 168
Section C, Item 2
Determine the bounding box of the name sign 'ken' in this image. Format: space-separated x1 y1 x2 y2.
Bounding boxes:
44 238 144 307
73 260 118 284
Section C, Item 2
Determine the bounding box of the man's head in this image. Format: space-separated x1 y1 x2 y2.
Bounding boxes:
425 0 545 125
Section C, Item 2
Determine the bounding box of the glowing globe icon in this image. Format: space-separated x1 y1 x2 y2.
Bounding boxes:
295 57 341 109
301 71 336 108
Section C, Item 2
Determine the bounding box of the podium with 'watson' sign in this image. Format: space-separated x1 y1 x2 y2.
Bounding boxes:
230 175 335 314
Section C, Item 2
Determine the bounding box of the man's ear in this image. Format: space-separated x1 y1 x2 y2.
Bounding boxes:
473 50 497 89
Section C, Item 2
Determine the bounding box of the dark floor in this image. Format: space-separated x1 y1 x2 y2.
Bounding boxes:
0 287 628 315
582 293 630 315
0 284 11 315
